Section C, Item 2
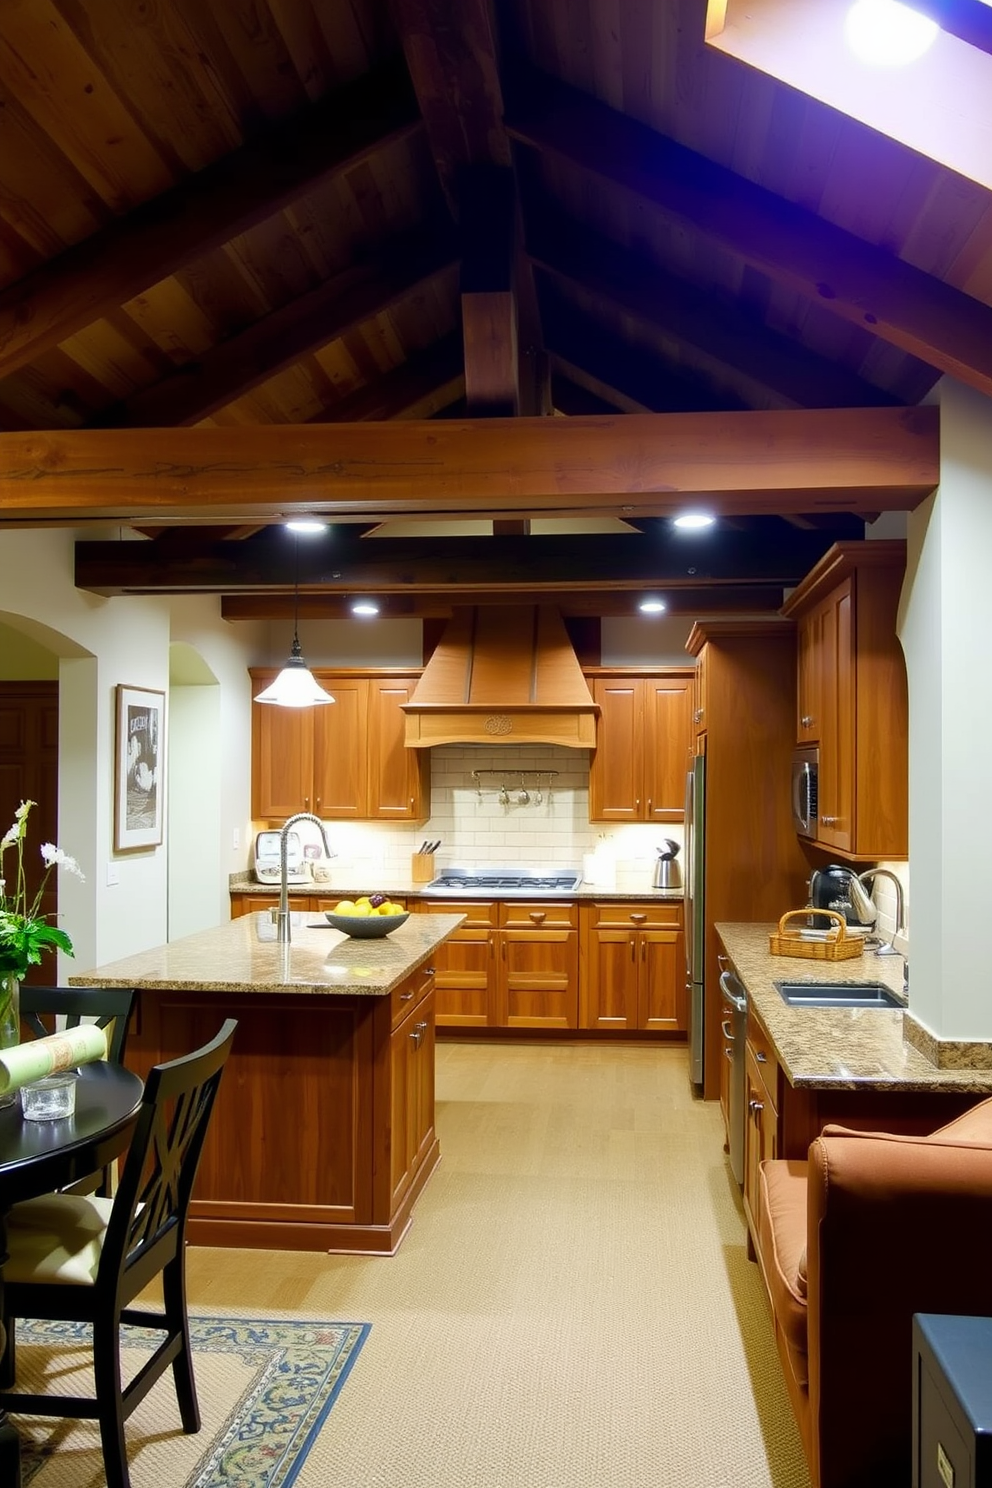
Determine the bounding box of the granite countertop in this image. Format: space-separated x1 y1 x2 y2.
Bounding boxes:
229 873 684 904
68 912 464 998
716 922 992 1095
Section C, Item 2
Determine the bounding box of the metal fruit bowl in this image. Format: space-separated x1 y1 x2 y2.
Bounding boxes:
324 911 409 938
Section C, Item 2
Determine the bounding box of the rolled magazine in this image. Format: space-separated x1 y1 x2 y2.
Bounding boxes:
0 1024 108 1096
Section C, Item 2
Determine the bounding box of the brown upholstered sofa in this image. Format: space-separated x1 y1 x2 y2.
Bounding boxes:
756 1095 992 1488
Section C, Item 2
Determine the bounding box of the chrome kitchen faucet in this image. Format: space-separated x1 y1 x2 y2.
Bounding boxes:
276 812 335 944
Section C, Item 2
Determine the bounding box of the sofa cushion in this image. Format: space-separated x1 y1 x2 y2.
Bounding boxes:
758 1159 809 1388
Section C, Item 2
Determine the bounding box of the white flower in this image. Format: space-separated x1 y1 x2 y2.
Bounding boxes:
40 844 86 882
14 800 34 821
0 825 17 848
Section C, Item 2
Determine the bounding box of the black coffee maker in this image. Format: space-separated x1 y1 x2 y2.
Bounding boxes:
808 865 877 928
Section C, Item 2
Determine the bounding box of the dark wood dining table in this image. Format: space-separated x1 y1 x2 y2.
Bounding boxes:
0 1060 143 1488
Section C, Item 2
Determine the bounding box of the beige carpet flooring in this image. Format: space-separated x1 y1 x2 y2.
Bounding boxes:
181 1040 812 1488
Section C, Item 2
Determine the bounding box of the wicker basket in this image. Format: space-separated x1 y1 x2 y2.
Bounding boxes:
769 908 864 961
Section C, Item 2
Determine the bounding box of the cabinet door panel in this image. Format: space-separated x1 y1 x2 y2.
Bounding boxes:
589 680 642 820
582 929 638 1030
367 677 425 820
818 583 854 854
313 679 367 818
432 934 493 1026
251 697 313 820
498 930 578 1028
796 613 821 744
637 929 684 1030
743 1042 778 1243
643 678 693 821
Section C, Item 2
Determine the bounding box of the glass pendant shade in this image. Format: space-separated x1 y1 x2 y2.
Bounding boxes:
254 635 335 707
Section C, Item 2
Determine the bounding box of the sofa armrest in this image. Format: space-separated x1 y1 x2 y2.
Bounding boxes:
806 1132 992 1488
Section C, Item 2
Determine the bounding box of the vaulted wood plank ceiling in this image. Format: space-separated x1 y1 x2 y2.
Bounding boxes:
0 0 988 615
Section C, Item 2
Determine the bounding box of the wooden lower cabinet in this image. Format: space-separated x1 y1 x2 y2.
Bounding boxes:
579 901 685 1032
125 966 438 1255
419 900 578 1029
739 1002 982 1260
388 973 436 1214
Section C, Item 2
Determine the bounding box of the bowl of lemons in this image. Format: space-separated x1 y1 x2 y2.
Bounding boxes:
325 895 409 938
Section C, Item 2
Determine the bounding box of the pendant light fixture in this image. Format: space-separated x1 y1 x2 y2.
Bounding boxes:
254 534 335 708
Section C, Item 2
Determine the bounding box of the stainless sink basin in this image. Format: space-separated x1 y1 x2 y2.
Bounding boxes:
774 980 905 1009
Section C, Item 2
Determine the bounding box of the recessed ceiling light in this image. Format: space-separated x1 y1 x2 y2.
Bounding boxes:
844 0 939 65
284 518 329 535
673 512 716 530
351 600 380 618
638 598 668 614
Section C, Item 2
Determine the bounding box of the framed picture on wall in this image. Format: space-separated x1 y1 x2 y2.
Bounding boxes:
114 684 166 852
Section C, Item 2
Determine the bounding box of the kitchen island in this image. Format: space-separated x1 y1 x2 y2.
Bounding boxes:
70 910 463 1255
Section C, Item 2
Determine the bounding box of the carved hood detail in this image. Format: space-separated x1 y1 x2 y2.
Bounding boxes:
402 606 598 749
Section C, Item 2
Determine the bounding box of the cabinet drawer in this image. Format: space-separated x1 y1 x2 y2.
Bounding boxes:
587 901 683 929
500 901 577 929
746 1014 779 1109
390 965 435 1030
418 899 499 929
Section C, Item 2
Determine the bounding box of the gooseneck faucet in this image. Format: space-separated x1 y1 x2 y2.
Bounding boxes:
276 812 335 944
857 868 906 956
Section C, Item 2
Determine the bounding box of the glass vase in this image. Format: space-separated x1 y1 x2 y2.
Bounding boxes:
0 972 20 1109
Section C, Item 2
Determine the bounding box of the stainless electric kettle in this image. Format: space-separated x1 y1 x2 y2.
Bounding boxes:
653 839 682 889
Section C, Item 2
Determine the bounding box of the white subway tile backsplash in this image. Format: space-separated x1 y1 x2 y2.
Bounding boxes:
305 744 683 891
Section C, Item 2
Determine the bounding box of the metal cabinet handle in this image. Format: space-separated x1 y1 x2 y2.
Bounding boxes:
424 965 435 976
724 1047 734 1062
801 714 813 728
647 799 652 814
410 1019 429 1049
755 1050 767 1063
630 936 636 962
641 939 646 962
399 990 414 1002
717 954 729 972
749 1099 764 1116
721 1019 734 1039
529 911 546 924
630 912 647 923
821 815 839 825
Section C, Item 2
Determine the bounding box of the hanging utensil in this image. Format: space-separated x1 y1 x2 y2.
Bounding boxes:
534 778 544 805
498 782 509 806
517 775 530 805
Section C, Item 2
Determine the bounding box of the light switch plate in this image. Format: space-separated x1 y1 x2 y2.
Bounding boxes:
106 862 120 887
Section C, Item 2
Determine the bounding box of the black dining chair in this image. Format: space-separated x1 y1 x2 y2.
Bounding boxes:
0 1017 237 1488
18 985 138 1197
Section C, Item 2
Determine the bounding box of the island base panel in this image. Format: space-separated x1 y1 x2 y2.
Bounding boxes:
187 1138 440 1255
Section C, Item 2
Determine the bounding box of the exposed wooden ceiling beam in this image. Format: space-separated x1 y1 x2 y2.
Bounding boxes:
388 0 511 213
309 333 464 422
90 233 458 427
550 374 624 417
540 283 748 414
222 587 788 620
526 201 901 411
1 406 938 523
505 63 992 399
460 166 519 414
0 57 421 381
73 526 892 597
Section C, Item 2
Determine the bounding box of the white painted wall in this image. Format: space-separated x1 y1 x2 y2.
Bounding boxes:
0 528 262 974
902 377 992 1040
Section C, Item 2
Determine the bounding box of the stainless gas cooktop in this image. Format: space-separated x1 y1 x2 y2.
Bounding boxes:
422 865 582 897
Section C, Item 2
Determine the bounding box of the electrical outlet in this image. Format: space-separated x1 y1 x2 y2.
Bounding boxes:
106 862 120 887
232 828 240 851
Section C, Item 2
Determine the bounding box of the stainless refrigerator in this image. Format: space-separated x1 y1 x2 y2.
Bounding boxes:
684 755 706 1086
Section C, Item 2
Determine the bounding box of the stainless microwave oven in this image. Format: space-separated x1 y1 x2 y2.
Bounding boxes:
791 746 819 838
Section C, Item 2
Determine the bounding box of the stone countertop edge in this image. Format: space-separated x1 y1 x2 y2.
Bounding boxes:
715 922 992 1095
229 873 684 903
68 911 465 999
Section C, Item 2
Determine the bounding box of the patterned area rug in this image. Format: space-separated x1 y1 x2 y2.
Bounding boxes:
13 1313 370 1488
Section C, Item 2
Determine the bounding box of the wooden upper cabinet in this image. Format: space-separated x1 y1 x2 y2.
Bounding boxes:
250 670 428 823
782 541 907 861
692 647 708 734
587 671 693 822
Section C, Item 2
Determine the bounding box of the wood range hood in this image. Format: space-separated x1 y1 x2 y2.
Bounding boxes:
402 606 599 749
